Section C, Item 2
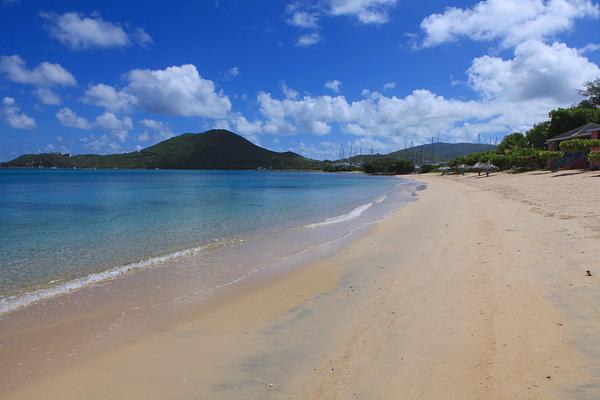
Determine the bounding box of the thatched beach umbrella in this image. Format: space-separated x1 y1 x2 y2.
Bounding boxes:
482 162 498 176
472 161 484 175
457 163 470 175
439 166 450 175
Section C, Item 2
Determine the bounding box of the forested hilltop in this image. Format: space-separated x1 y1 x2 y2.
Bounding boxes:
1 129 324 170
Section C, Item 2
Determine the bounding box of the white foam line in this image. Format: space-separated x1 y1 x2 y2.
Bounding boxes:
173 184 421 304
305 202 373 229
0 244 212 317
0 179 424 318
303 177 420 230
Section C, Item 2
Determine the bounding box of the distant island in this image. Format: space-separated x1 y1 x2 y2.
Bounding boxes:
0 129 495 171
1 129 323 170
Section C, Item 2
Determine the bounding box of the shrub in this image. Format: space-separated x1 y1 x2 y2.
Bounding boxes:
447 149 564 171
498 132 527 154
363 158 414 175
420 164 437 173
548 107 600 138
526 122 551 149
486 153 511 170
323 163 360 172
537 151 564 161
559 139 600 152
448 151 497 167
588 151 600 163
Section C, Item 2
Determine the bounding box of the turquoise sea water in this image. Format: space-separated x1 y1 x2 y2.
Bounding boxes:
0 169 413 314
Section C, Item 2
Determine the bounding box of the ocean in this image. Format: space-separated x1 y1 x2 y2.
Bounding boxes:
0 169 419 315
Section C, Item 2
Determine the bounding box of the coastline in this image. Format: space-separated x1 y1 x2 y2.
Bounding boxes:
2 172 600 399
0 171 412 316
0 175 419 397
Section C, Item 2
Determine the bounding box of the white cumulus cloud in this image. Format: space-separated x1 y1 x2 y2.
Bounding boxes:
325 79 342 93
1 97 36 129
0 55 76 106
420 0 599 48
41 11 153 50
227 66 240 78
125 64 231 118
83 83 136 113
296 32 321 47
468 40 600 103
286 0 397 46
281 82 300 99
248 42 598 145
140 118 173 139
82 64 231 119
80 134 122 153
578 43 600 54
56 108 132 141
34 88 61 105
56 107 94 129
287 11 320 28
212 45 596 153
0 55 76 87
329 0 398 24
95 112 133 142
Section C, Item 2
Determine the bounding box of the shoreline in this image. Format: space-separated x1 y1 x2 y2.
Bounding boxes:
0 173 416 317
2 172 600 399
0 177 420 398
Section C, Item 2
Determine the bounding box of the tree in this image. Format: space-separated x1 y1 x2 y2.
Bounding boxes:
578 99 597 109
559 139 600 153
588 151 600 164
537 151 564 161
548 107 600 138
578 78 600 108
497 132 527 154
525 121 550 149
362 158 414 174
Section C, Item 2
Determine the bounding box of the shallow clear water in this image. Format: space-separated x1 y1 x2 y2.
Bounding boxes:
0 169 407 305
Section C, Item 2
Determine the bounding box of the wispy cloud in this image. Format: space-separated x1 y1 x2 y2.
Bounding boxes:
41 11 153 50
2 97 36 129
325 79 342 93
56 107 94 129
296 32 320 47
286 1 398 47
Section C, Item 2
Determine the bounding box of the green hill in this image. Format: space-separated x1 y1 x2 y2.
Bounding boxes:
387 142 496 162
344 142 496 165
1 129 324 170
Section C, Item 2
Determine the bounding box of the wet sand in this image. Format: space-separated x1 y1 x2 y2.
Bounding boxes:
2 172 600 399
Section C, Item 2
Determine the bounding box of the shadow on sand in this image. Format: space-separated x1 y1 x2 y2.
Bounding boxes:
530 171 553 176
550 170 588 178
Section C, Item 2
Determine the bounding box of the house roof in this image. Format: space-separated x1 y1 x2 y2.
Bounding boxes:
546 122 600 143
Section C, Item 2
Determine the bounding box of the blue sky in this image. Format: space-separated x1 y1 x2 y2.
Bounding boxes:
1 0 599 161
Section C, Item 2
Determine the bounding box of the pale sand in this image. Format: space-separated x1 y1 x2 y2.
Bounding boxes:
2 171 600 399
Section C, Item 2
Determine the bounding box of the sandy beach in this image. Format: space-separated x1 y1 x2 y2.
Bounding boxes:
2 171 600 399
